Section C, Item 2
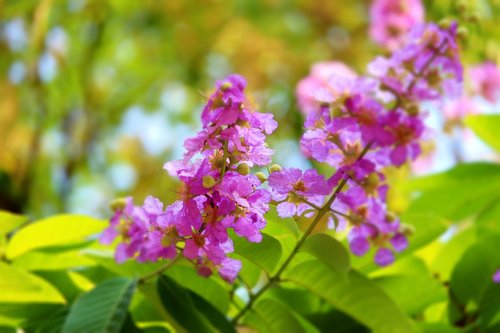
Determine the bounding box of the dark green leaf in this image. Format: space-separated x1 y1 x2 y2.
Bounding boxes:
301 233 350 274
284 260 416 333
231 232 282 274
62 277 136 333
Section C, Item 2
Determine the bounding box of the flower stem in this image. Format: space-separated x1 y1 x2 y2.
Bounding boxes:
138 253 182 284
232 142 373 325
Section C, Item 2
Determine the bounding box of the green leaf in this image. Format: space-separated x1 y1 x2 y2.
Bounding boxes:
0 303 63 328
7 214 106 259
13 250 96 271
401 213 449 253
301 233 350 274
284 260 416 333
165 265 230 313
243 298 306 333
156 275 230 333
62 277 136 333
406 163 500 221
85 250 164 277
430 228 476 280
0 211 28 235
450 235 500 307
465 114 500 151
375 274 446 315
0 263 65 304
36 271 94 303
478 282 500 331
231 232 282 274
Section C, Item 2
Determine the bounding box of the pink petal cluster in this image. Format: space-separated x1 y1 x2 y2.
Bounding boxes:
370 0 425 51
468 62 500 103
286 23 462 266
296 62 357 115
101 74 277 282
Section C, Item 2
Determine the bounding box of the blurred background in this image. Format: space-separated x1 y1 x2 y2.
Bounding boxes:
1 0 499 218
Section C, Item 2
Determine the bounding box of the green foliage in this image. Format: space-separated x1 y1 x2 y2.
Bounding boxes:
6 214 106 259
62 277 136 333
0 263 65 304
284 260 417 333
465 114 500 151
156 275 233 333
1 1 500 332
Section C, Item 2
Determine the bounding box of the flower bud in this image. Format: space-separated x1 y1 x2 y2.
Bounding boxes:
236 163 250 175
110 198 127 212
455 0 466 14
270 164 282 173
202 175 216 188
161 228 179 247
255 172 267 183
220 81 232 91
467 13 479 24
439 18 453 30
400 223 415 236
457 26 468 43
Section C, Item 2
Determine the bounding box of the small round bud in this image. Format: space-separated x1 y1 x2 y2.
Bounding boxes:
270 164 282 173
161 228 179 247
202 175 216 188
467 13 479 24
457 26 469 42
110 198 127 212
385 212 397 223
236 163 250 175
255 172 267 183
438 18 453 30
220 81 232 91
455 0 466 14
400 223 416 236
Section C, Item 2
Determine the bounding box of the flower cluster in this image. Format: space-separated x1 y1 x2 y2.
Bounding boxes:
276 23 462 266
370 0 424 51
101 75 277 282
296 61 357 115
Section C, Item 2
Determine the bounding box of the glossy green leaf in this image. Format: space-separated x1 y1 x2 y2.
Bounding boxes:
165 265 230 313
406 163 500 221
401 213 449 253
430 228 476 280
231 232 282 274
13 250 96 271
375 274 446 315
465 114 500 151
301 233 350 274
156 275 232 333
62 277 136 333
0 304 63 328
284 260 416 333
0 263 65 304
243 298 307 333
0 211 28 235
478 282 500 331
36 271 94 303
7 214 106 259
450 235 500 306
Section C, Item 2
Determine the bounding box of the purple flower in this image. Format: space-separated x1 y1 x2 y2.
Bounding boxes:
268 168 332 218
102 74 275 283
349 237 370 256
374 248 395 266
493 270 500 284
370 0 425 51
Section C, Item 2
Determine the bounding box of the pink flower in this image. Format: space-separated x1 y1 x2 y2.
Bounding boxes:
296 61 357 115
468 62 500 103
369 0 425 51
